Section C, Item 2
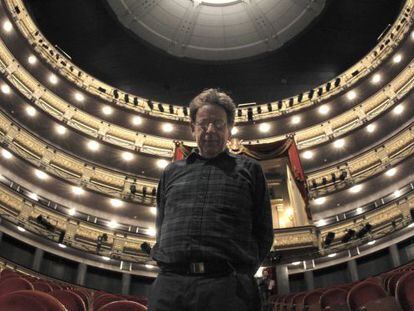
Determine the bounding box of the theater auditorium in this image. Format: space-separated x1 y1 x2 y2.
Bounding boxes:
0 0 413 310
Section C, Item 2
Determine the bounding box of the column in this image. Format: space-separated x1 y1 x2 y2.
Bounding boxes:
347 259 359 282
76 263 87 286
275 264 289 295
122 273 131 295
389 244 401 268
304 270 314 291
32 248 44 272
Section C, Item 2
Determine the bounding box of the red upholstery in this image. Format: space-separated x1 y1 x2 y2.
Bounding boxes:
94 294 125 310
97 300 147 311
0 277 33 296
71 288 90 308
395 270 414 311
0 290 66 310
0 269 20 280
292 292 306 311
347 281 387 311
121 295 148 306
48 282 63 290
387 271 406 295
50 289 86 311
32 281 53 293
320 288 348 308
303 289 324 306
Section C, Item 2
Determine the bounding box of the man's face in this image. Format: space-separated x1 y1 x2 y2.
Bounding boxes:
191 104 231 159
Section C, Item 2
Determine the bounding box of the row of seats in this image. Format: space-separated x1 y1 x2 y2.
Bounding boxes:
270 262 414 310
0 267 148 310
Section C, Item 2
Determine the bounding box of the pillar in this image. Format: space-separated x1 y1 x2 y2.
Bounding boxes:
122 273 131 295
389 244 401 268
275 264 289 295
304 270 314 291
76 263 87 286
347 259 359 282
32 248 44 272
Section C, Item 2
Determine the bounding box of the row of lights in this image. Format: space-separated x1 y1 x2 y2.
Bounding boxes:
313 167 399 207
301 103 405 160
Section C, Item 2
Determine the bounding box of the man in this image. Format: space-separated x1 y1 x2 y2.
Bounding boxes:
149 88 274 311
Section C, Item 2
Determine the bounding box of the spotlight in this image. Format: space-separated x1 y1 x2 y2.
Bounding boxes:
247 108 253 121
334 78 341 87
124 94 129 103
268 251 282 264
311 179 317 189
308 90 314 100
257 106 262 114
113 90 119 99
339 171 347 181
324 232 335 247
140 242 152 255
356 223 372 239
36 215 55 231
341 229 355 243
158 104 164 112
267 103 272 112
237 109 242 117
130 184 137 194
147 100 153 110
277 101 283 110
322 177 327 185
331 173 336 183
58 230 66 244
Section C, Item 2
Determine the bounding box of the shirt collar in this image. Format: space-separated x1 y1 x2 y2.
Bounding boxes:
186 148 236 164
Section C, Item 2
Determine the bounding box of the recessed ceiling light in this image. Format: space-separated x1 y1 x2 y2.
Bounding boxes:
316 219 327 226
156 159 169 169
258 123 271 133
328 253 337 258
102 106 113 115
347 90 357 100
302 151 314 159
150 207 157 215
17 226 26 232
408 223 414 228
366 124 376 133
145 264 156 269
367 240 376 246
72 186 84 195
314 197 326 205
102 256 111 261
393 190 401 197
49 74 58 84
356 207 363 214
121 151 134 161
333 138 345 148
26 106 36 117
385 167 397 177
162 123 173 133
131 116 142 125
147 227 156 237
68 208 76 216
74 92 84 102
28 192 39 201
393 54 402 63
55 125 67 135
28 55 37 65
34 169 48 180
107 220 119 229
318 105 330 115
1 149 12 159
291 261 301 266
393 104 404 115
371 73 381 84
110 198 123 208
1 84 11 94
231 127 238 135
291 116 301 125
58 243 67 249
87 140 100 151
349 184 362 193
411 31 414 40
3 21 12 32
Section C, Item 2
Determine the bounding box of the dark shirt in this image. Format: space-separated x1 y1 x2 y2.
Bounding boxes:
151 149 274 274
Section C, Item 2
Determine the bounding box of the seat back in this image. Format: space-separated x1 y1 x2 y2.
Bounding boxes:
347 281 387 311
387 271 406 295
292 292 306 311
71 288 90 309
0 290 66 311
97 300 147 311
94 294 124 311
32 281 53 293
303 289 324 306
395 270 414 311
0 277 33 296
50 289 86 311
320 288 347 308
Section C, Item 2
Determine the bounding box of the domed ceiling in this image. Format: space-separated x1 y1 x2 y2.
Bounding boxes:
23 0 403 105
106 0 326 61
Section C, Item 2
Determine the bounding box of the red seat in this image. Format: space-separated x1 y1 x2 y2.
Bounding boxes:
121 295 148 306
303 289 324 306
48 282 63 290
395 270 414 311
97 300 147 311
320 288 348 309
71 288 90 309
0 269 20 280
387 271 406 295
291 292 306 311
347 281 387 311
94 294 125 310
0 277 33 296
32 281 53 293
50 289 86 311
0 290 66 310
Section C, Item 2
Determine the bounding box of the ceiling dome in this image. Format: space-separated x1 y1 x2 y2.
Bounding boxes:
106 0 326 61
